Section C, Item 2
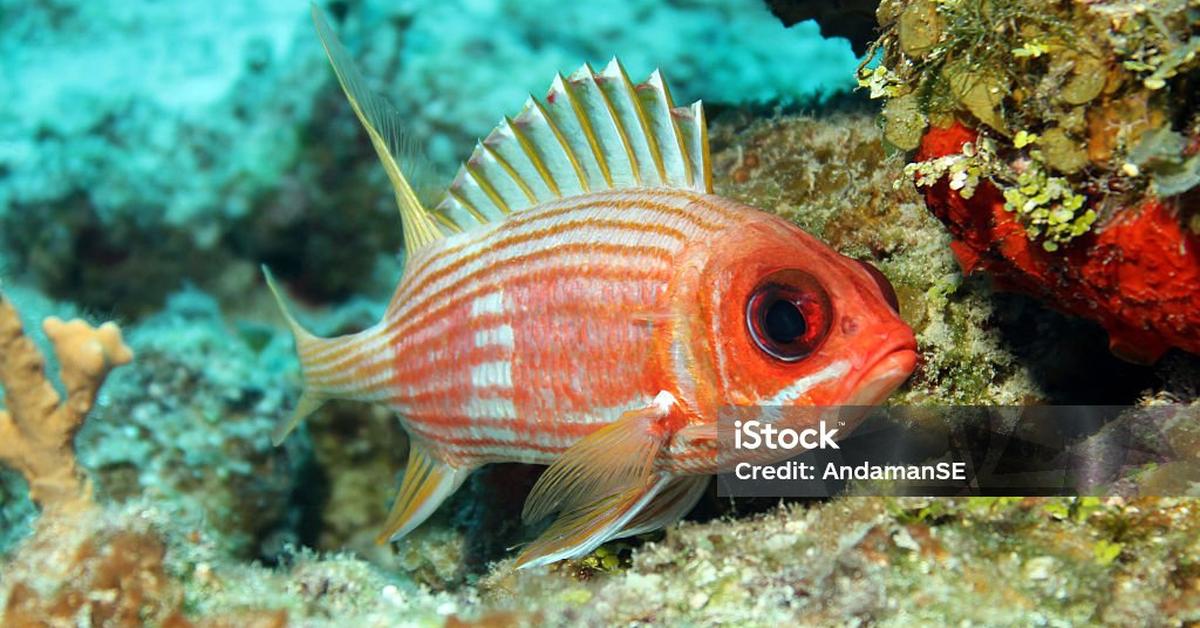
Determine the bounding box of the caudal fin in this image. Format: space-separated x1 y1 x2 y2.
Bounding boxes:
263 266 395 445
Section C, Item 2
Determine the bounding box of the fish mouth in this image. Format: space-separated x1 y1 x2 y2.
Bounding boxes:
842 332 919 407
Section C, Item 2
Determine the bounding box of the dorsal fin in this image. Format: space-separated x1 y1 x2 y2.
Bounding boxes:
431 58 712 230
311 6 449 253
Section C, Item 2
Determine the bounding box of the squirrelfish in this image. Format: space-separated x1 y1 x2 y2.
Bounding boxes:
266 7 918 569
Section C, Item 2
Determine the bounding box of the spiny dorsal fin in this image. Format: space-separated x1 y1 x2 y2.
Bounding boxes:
311 5 450 253
431 58 712 230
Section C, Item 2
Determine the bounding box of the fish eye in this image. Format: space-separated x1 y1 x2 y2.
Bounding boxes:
745 270 832 362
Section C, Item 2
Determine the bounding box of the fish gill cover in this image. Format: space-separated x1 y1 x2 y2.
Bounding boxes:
0 0 1198 625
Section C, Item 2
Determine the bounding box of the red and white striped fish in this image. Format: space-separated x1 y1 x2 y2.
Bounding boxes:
265 7 917 569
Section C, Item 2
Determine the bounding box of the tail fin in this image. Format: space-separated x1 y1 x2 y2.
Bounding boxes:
263 266 394 445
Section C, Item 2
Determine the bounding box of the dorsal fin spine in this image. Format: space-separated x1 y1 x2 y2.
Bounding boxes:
587 65 641 186
310 6 446 253
431 210 463 232
614 60 667 184
447 187 489 223
433 58 712 226
505 115 561 197
557 74 613 188
650 70 693 188
529 98 590 193
464 160 512 215
696 101 712 193
482 142 538 204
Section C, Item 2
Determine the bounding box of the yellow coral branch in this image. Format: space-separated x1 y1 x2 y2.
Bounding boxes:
0 291 132 514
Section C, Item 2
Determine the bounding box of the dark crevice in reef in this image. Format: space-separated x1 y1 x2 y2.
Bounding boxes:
688 485 825 525
230 84 403 307
763 0 881 56
991 291 1159 405
260 451 330 567
458 464 543 570
705 89 879 135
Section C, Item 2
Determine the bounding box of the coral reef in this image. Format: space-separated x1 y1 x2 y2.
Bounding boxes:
3 104 1196 625
471 496 1200 624
3 1 1200 624
4 526 183 626
7 489 1199 625
0 289 132 514
9 495 1194 626
0 0 858 317
865 0 1200 362
75 289 309 560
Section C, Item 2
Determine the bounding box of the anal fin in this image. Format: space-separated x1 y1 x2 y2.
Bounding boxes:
377 443 471 544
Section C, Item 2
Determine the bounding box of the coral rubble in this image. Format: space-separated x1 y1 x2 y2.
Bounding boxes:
76 289 309 560
4 526 183 626
473 496 1200 624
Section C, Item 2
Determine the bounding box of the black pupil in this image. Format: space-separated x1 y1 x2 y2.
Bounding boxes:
763 298 806 344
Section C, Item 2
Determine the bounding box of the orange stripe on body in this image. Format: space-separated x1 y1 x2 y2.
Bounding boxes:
394 272 665 430
389 272 665 381
388 248 672 371
392 218 686 330
395 277 667 463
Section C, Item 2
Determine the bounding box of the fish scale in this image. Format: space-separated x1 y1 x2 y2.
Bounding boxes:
264 6 918 568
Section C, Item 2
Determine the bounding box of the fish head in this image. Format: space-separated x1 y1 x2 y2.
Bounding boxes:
683 207 917 416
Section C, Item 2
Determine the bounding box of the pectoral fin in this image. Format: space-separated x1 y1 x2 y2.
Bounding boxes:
516 473 673 569
376 443 470 544
516 393 678 568
521 396 674 525
617 475 708 538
